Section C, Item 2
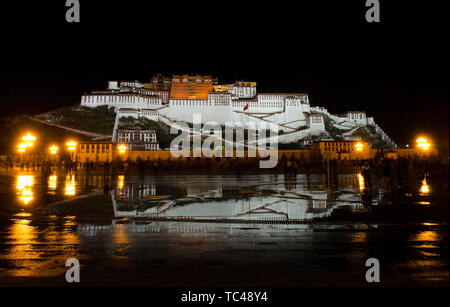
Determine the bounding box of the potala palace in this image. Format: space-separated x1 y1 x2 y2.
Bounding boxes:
80 74 396 147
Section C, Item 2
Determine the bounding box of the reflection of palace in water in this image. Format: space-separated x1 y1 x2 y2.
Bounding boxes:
116 175 156 200
111 174 377 222
12 171 432 218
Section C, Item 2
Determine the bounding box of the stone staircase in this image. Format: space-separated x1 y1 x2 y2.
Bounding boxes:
235 111 296 132
111 111 121 143
372 122 397 148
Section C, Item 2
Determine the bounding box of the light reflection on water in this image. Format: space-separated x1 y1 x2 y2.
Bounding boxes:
410 230 440 248
117 175 124 189
65 174 76 196
48 175 57 191
0 221 447 285
1 213 81 278
420 178 430 195
0 171 446 284
16 175 34 205
13 172 92 206
8 171 441 222
357 173 365 192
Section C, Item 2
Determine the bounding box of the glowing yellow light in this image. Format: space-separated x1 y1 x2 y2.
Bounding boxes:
7 218 42 277
118 144 127 154
66 140 77 152
18 140 33 153
418 143 430 150
16 175 34 205
49 145 58 155
416 137 426 143
412 230 438 246
48 175 57 190
420 178 429 195
18 142 27 152
22 133 36 142
65 175 76 196
21 190 33 196
117 175 125 189
358 173 365 192
17 175 34 190
416 137 430 151
19 190 34 205
355 142 363 151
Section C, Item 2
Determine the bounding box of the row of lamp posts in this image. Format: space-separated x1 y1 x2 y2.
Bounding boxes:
16 133 431 163
17 133 79 163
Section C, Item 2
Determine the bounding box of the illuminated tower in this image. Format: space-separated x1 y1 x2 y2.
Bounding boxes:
169 75 216 99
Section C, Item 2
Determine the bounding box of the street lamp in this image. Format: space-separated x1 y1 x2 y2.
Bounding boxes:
19 133 36 162
49 145 58 164
416 137 430 151
18 143 27 152
66 141 77 151
355 142 363 151
22 133 36 142
49 145 58 155
118 144 127 154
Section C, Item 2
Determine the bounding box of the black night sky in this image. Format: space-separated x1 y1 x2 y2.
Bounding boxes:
0 1 448 152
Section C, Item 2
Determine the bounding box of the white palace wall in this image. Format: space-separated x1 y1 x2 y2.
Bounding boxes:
81 94 163 109
164 101 236 124
81 89 316 132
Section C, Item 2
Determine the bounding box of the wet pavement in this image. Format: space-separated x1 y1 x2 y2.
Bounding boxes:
0 168 448 286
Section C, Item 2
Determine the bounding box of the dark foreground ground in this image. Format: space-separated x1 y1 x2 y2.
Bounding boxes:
0 216 447 287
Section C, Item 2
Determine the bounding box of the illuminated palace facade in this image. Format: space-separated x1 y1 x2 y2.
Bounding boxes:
80 74 397 147
81 74 316 130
